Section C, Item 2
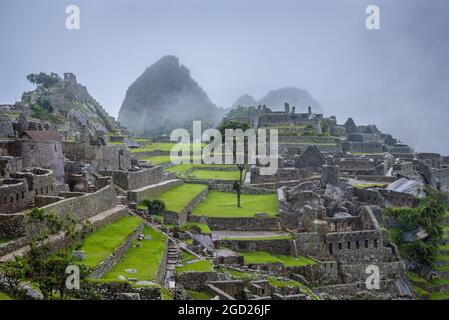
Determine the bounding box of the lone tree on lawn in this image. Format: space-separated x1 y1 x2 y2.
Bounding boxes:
217 119 253 208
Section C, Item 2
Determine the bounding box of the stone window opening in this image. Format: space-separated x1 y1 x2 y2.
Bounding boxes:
364 240 369 248
329 243 333 255
356 241 360 249
30 145 35 151
54 144 57 152
338 242 342 250
347 241 351 249
35 188 38 194
40 187 43 194
10 195 14 203
16 193 19 201
374 239 378 248
22 192 25 198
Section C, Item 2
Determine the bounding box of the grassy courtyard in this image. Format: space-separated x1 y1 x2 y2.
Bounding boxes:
102 226 167 282
240 251 317 267
192 191 278 218
80 215 143 269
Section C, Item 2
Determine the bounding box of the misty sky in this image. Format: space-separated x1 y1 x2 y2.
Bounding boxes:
0 0 448 153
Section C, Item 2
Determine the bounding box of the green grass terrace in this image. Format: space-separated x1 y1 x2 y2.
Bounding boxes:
102 226 167 282
164 163 243 181
138 183 208 213
240 251 317 267
175 252 214 274
79 215 142 269
131 142 206 154
192 190 278 218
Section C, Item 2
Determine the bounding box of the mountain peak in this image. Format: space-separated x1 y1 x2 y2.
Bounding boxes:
118 56 220 136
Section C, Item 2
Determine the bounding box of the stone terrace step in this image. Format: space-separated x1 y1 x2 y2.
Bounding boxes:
0 205 128 263
87 205 129 230
127 179 182 203
130 211 209 262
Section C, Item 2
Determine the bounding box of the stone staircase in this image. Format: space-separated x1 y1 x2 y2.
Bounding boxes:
164 241 180 290
130 210 207 261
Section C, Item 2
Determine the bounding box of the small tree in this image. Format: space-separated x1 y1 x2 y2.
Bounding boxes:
385 186 447 272
217 119 253 208
0 256 28 296
23 208 89 299
141 199 166 215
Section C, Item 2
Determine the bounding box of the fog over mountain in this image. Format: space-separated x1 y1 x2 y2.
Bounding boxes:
1 0 449 153
118 55 221 136
233 87 322 113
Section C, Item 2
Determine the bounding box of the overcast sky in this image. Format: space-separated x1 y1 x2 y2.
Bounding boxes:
1 0 448 153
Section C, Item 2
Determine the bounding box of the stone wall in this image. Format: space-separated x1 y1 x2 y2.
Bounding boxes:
127 179 183 203
40 185 118 221
379 189 418 207
219 239 296 255
295 233 323 257
315 279 401 299
208 184 274 194
0 235 28 257
0 213 26 239
354 188 385 207
62 142 131 172
189 215 281 231
90 223 144 278
100 166 164 190
339 261 406 283
163 186 208 225
154 237 169 284
0 178 34 214
0 116 14 138
12 168 57 197
0 156 23 178
206 280 245 299
13 140 65 183
325 230 385 263
250 167 301 184
34 195 65 207
432 166 449 189
341 141 385 153
77 281 161 300
177 271 222 291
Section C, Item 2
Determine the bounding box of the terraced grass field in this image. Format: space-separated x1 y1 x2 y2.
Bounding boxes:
102 226 167 282
188 169 241 180
175 252 213 274
166 163 237 177
141 155 201 165
80 216 142 268
181 221 212 235
131 143 206 154
158 183 208 212
240 251 317 267
192 191 278 218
